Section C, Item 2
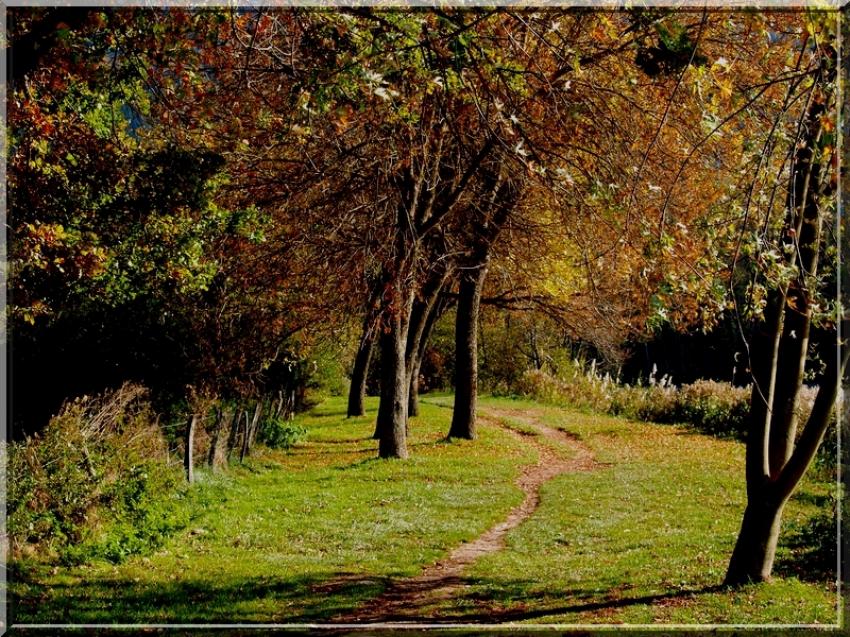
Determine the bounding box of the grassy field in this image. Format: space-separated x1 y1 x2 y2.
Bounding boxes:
10 394 838 626
425 397 838 625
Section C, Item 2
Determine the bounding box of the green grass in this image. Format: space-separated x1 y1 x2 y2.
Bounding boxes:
420 396 839 625
10 396 534 623
9 394 838 626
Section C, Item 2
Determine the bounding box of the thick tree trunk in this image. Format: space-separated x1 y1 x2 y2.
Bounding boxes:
449 263 488 440
207 407 225 470
184 414 197 483
348 321 376 418
376 309 411 459
724 493 785 585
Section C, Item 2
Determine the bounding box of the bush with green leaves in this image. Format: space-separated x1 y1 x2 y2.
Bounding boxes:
8 383 191 565
257 416 308 450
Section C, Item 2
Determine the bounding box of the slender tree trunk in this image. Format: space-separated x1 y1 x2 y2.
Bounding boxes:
239 409 250 463
409 295 450 416
184 414 197 483
348 323 376 418
745 287 786 494
449 262 488 439
207 407 226 470
405 272 449 418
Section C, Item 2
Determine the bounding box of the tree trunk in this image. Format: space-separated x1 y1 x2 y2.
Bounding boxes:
409 294 450 417
405 272 449 418
239 409 250 463
207 407 226 470
726 53 839 584
375 280 413 458
184 414 197 483
745 286 785 494
449 263 488 440
348 322 375 418
724 493 785 584
375 311 411 458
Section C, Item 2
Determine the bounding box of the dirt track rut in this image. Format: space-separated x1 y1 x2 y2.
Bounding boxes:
332 405 599 623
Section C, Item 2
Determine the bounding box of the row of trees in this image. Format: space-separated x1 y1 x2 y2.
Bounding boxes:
9 7 846 585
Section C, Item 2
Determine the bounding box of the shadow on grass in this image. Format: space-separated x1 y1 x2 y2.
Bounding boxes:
11 564 732 626
411 581 730 623
15 561 827 627
10 569 390 625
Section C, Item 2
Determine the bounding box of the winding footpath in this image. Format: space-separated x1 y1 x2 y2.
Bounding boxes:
332 405 600 624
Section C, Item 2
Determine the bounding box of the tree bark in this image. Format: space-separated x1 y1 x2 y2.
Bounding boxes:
376 302 411 459
408 295 449 417
449 262 488 439
724 493 786 585
348 326 375 418
347 309 377 418
405 270 450 418
184 414 197 483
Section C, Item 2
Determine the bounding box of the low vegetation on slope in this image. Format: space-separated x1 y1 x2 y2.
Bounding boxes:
10 395 837 626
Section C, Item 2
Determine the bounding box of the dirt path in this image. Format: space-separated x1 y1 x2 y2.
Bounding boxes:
331 405 600 623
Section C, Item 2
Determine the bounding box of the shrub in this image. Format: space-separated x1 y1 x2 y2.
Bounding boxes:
510 364 752 439
257 416 307 449
515 364 614 414
675 380 750 438
778 492 838 582
8 384 189 565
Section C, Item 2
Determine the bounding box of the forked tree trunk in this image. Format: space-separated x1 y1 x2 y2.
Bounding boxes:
725 54 841 584
725 335 847 584
725 495 786 584
449 263 488 439
409 292 454 416
184 414 197 483
348 322 376 418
